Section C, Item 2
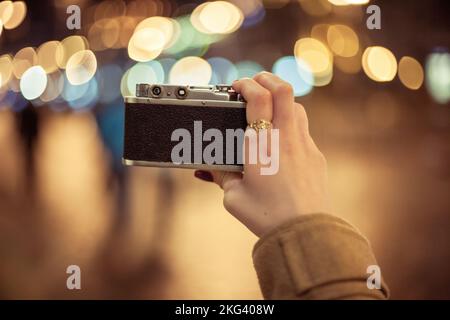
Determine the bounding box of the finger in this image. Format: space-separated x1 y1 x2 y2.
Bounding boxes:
294 102 310 137
242 126 273 177
253 72 295 130
195 170 242 191
194 170 214 182
232 78 273 124
233 78 273 176
211 171 242 191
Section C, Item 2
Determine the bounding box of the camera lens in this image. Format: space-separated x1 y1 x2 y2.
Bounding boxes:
176 87 187 99
151 86 162 97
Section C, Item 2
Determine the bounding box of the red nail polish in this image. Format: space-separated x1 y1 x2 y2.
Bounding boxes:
194 170 214 182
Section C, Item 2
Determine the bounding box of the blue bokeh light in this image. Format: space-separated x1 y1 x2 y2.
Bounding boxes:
272 56 313 97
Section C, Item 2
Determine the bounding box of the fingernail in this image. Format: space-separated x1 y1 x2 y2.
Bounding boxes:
194 170 214 182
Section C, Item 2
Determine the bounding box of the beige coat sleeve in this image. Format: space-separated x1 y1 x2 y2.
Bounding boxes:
252 213 389 300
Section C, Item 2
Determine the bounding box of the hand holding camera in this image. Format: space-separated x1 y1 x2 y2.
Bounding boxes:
123 71 331 237
195 72 332 237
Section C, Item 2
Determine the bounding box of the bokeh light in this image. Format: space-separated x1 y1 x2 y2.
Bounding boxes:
235 60 264 78
118 16 138 48
362 46 397 82
328 0 370 5
88 19 112 51
125 0 159 17
298 0 332 16
426 52 450 104
147 60 165 83
272 56 313 97
166 15 221 56
191 1 243 35
37 41 63 74
61 75 89 102
127 16 181 62
134 16 180 49
40 70 64 103
19 65 47 100
56 35 89 69
0 54 13 88
311 23 330 44
0 1 13 26
68 77 98 111
94 0 127 20
120 68 132 97
208 57 238 84
65 50 98 85
169 56 212 85
12 47 37 79
327 24 359 58
126 62 158 95
100 18 121 49
3 1 26 29
398 56 424 90
294 37 333 86
120 60 165 96
235 0 266 28
128 27 165 62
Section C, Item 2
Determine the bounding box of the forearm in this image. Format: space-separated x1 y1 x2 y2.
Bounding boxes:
252 213 389 300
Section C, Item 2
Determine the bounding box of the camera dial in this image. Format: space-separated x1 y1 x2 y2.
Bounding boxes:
151 85 162 97
176 87 188 99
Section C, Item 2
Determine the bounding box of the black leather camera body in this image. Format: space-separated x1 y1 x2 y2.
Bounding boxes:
123 84 247 171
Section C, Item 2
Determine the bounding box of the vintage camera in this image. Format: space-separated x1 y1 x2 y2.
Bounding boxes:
123 84 247 171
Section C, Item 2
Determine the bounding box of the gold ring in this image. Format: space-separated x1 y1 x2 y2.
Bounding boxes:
248 119 272 132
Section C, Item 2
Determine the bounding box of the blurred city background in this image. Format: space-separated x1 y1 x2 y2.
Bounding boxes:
0 0 449 299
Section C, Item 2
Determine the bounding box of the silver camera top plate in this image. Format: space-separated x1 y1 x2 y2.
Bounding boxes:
135 84 244 101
